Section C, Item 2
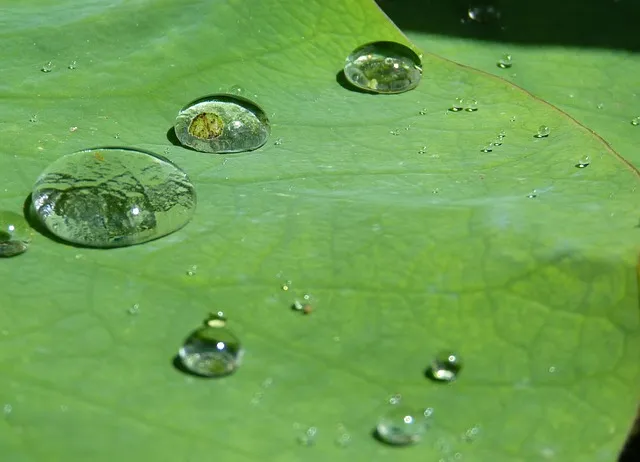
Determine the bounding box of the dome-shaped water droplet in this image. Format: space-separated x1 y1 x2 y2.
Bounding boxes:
449 97 464 112
575 155 591 168
426 351 462 382
178 312 244 377
31 147 196 248
375 405 430 446
0 211 33 258
631 116 640 126
534 125 550 138
343 41 422 94
467 5 502 23
41 61 53 73
497 54 512 69
465 99 479 112
174 94 270 154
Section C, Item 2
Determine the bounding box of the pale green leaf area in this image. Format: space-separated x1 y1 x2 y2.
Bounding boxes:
0 1 638 462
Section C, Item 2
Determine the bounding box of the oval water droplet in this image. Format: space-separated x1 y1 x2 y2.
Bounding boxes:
298 426 318 446
480 144 494 153
575 155 591 168
178 312 244 377
534 125 550 138
497 54 512 69
41 61 53 73
186 265 197 276
343 41 422 94
127 303 140 315
449 97 464 112
31 147 196 248
0 211 33 258
467 5 501 23
464 99 478 112
631 116 640 126
174 94 270 154
426 351 462 382
375 405 429 446
527 190 537 199
68 61 77 70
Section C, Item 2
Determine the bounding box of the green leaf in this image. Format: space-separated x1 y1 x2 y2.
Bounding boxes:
1 1 638 461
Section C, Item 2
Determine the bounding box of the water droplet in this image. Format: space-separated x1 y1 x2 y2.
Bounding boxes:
575 155 591 168
29 114 38 123
418 146 428 154
596 103 604 110
527 190 537 199
31 147 196 248
178 312 244 377
127 303 140 315
496 54 512 69
174 94 271 153
274 137 283 146
68 61 77 70
534 125 550 138
389 394 402 405
186 265 197 276
281 280 292 291
467 5 502 23
480 144 494 153
335 425 352 447
375 405 429 446
3 404 12 415
69 126 78 132
449 97 464 112
227 85 244 95
631 116 640 126
389 129 400 136
114 133 120 139
426 351 462 382
419 108 428 115
492 137 503 146
0 211 33 258
343 41 422 94
464 99 478 112
298 426 318 446
41 61 53 73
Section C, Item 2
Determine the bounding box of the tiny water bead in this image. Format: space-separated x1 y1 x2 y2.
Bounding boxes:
68 61 77 70
178 312 244 377
41 61 53 73
375 406 430 446
534 125 550 138
174 94 270 154
527 190 538 199
464 99 478 112
497 54 513 69
343 41 422 94
449 97 464 112
426 351 462 382
0 211 33 258
186 265 198 276
631 116 640 126
298 426 318 446
480 144 493 153
31 148 196 248
467 5 502 23
575 155 591 168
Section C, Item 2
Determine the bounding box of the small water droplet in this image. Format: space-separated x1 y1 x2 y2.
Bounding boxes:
68 61 77 70
631 116 640 126
575 155 591 168
419 108 428 115
389 393 402 405
298 426 318 446
464 99 478 112
510 116 516 122
534 125 550 138
426 351 462 382
596 103 604 110
0 211 33 258
31 148 196 248
3 404 12 415
389 129 400 136
336 430 352 447
274 137 283 145
178 312 244 377
449 97 464 112
492 137 503 146
29 114 38 123
480 144 494 153
418 146 428 154
113 133 120 139
343 41 422 94
496 54 512 69
527 190 537 198
375 405 429 446
127 303 140 315
227 85 244 95
69 126 78 132
281 280 291 291
462 425 481 442
41 61 53 73
174 94 270 153
467 5 501 23
186 265 197 276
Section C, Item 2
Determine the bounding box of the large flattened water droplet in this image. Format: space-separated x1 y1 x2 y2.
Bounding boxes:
375 406 430 446
31 147 196 248
178 312 244 377
174 94 270 154
343 41 422 94
0 211 33 258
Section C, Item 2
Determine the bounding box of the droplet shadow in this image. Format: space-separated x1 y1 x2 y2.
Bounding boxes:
335 70 377 95
166 127 182 147
371 427 412 447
